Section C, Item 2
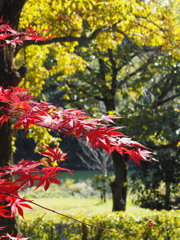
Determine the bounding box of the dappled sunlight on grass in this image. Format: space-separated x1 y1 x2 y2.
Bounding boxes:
23 196 153 224
21 176 167 224
23 198 113 222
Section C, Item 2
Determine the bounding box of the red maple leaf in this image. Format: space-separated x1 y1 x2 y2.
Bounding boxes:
41 166 72 174
0 19 54 47
38 145 69 162
85 127 125 152
0 115 10 126
35 168 61 191
3 234 29 240
123 148 153 165
7 198 32 218
3 159 42 175
0 179 20 198
0 226 6 231
13 114 41 131
10 87 30 93
15 172 38 188
0 206 11 218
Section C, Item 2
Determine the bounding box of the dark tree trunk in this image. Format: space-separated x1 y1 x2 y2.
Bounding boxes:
0 121 18 237
0 0 27 237
165 181 171 210
0 121 12 167
104 98 128 211
110 151 128 211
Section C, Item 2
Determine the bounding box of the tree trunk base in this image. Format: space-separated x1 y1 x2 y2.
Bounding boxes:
110 151 128 211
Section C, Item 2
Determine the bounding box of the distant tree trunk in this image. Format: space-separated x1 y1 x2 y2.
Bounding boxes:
110 151 128 211
101 169 107 203
165 181 171 210
104 99 128 211
0 0 27 236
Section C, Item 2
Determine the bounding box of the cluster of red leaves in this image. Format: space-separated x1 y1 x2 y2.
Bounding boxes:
0 86 155 223
0 18 53 47
0 86 155 164
0 233 28 240
0 158 71 218
0 148 71 239
148 219 154 228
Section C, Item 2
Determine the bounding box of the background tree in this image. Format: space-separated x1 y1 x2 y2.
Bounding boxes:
38 39 179 210
76 139 113 202
119 53 180 210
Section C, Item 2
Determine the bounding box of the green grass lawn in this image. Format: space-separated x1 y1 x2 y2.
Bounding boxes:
23 196 152 223
21 171 152 223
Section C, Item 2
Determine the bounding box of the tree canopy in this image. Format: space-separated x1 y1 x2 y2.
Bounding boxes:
16 0 180 96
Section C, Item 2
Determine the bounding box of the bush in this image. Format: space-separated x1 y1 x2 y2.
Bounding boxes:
59 210 180 240
20 217 60 240
20 210 180 240
130 177 180 210
22 178 98 199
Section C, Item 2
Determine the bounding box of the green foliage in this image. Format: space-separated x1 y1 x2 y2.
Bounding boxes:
20 217 60 240
130 177 180 210
60 211 180 240
93 174 113 202
22 178 98 199
20 211 180 240
129 148 180 210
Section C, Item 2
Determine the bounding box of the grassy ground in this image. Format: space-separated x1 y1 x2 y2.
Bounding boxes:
23 196 152 224
21 171 152 223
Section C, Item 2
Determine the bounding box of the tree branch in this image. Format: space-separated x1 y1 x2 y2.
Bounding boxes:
0 193 135 236
119 52 158 85
155 93 180 107
108 49 118 93
16 24 119 53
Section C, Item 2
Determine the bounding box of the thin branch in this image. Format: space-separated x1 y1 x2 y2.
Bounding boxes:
155 93 180 107
25 200 135 235
154 69 180 104
119 52 158 85
0 193 136 236
136 16 167 36
76 153 101 170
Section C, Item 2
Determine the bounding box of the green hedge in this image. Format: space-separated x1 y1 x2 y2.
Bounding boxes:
20 210 180 240
20 217 60 240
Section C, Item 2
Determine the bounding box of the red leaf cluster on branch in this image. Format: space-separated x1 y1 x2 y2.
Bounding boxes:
0 86 155 225
0 18 53 47
0 86 155 163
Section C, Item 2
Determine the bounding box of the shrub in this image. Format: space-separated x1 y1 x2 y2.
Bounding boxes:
20 217 60 240
20 210 180 239
130 177 180 210
59 210 180 240
22 178 98 199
